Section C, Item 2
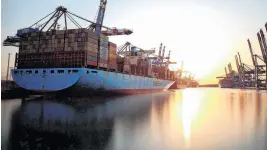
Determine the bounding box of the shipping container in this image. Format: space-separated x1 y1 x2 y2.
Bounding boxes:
123 65 131 73
15 51 87 69
108 42 117 47
99 63 108 68
87 61 97 66
87 55 98 62
124 56 140 65
99 46 108 60
99 58 108 64
108 63 117 71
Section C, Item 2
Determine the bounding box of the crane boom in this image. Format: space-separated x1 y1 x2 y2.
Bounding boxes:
260 29 267 61
225 67 228 77
162 46 165 59
257 32 267 62
247 39 256 66
95 0 107 36
93 0 133 36
101 28 132 36
235 55 240 74
238 52 242 66
158 43 162 58
179 61 184 78
168 50 171 62
228 63 233 74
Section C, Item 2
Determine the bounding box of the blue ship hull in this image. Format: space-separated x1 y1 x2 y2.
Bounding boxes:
11 68 175 95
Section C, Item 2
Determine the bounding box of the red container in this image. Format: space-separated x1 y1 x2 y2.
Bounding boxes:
87 61 97 66
99 58 108 64
108 42 117 48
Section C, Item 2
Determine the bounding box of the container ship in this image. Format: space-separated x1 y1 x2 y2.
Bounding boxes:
4 5 176 95
216 65 240 88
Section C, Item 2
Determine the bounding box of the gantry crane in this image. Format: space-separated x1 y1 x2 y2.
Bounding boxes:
247 39 266 89
116 41 155 57
228 63 233 75
216 66 230 79
235 54 243 86
95 0 107 36
88 0 132 36
225 67 228 77
3 0 133 47
256 29 267 89
257 32 267 63
259 30 267 61
178 61 183 79
237 52 255 87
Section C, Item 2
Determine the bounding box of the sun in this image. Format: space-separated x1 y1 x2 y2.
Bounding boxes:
169 6 231 80
110 4 232 82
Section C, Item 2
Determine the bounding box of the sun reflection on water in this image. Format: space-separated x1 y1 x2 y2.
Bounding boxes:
181 89 202 141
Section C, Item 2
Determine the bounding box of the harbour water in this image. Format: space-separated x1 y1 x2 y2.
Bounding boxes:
1 88 267 150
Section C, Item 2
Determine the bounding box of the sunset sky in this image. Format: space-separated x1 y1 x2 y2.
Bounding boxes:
1 0 267 84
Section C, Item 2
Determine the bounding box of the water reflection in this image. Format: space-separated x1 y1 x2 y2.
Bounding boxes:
181 89 202 141
1 89 267 150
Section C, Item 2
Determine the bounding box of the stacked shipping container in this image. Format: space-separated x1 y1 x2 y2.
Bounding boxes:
16 28 177 81
17 28 99 68
122 56 153 76
108 42 117 71
98 34 109 68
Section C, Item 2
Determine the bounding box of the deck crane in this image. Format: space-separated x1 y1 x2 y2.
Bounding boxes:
89 0 133 36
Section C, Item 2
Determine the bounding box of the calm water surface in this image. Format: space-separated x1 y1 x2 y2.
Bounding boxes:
1 88 267 150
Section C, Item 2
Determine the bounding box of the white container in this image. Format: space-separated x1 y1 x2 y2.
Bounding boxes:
99 46 108 60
